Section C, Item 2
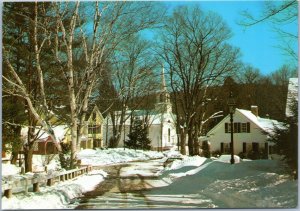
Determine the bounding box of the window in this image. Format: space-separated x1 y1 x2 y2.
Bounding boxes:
226 123 244 133
95 125 101 134
225 123 232 133
168 128 171 142
88 126 93 134
220 142 224 153
241 123 247 133
241 122 251 133
88 125 101 134
234 122 241 133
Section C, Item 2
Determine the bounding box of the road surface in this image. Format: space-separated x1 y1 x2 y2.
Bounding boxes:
73 159 168 209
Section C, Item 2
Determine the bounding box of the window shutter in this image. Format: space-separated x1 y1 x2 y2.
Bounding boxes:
247 122 250 133
234 123 239 133
238 123 241 133
243 142 246 153
225 123 228 133
221 142 224 153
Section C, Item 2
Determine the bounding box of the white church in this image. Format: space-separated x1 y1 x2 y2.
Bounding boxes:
103 67 178 151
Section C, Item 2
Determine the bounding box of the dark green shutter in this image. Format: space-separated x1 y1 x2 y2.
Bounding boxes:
247 122 250 133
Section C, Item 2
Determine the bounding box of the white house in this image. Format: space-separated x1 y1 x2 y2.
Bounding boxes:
286 78 298 117
206 106 283 156
103 66 178 151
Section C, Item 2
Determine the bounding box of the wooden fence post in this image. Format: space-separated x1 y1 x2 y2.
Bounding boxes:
47 178 53 186
33 183 40 192
4 189 12 198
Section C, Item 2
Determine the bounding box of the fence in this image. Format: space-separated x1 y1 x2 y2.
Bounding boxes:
2 165 93 198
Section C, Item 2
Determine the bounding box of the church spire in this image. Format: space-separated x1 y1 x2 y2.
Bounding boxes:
155 64 172 113
161 64 167 93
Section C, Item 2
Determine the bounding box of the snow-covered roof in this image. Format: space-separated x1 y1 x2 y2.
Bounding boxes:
286 78 298 117
21 125 69 142
207 108 284 136
108 109 176 125
236 109 283 134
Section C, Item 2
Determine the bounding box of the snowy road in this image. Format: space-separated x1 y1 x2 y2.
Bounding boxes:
2 149 297 209
70 158 297 209
72 159 170 209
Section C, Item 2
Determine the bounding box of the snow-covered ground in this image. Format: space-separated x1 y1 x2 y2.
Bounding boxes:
76 148 164 166
2 170 107 209
149 158 298 208
1 148 165 209
2 148 298 209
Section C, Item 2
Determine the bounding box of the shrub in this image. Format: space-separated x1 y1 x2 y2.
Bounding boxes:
58 142 74 170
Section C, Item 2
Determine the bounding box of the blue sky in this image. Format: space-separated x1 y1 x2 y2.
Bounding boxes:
162 1 298 75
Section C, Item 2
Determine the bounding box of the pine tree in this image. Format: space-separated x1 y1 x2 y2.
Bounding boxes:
126 119 151 150
269 98 298 177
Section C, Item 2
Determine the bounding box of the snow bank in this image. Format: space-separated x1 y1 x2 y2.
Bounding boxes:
216 154 241 163
163 146 182 158
148 159 297 208
167 156 207 170
77 148 164 166
2 169 107 209
32 154 61 172
2 163 21 176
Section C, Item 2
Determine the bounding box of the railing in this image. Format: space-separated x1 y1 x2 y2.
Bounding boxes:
1 165 93 198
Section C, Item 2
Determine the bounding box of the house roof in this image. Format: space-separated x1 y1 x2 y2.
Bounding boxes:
108 109 176 125
21 125 69 143
86 105 104 121
207 108 283 136
237 109 283 134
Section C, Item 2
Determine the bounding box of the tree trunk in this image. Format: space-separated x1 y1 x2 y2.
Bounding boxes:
180 130 186 155
187 129 194 156
70 117 78 169
10 151 18 165
24 146 33 173
193 137 200 155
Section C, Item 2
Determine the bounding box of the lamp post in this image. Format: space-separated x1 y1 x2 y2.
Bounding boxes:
227 92 236 164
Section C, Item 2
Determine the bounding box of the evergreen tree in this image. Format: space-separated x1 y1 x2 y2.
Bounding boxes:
269 98 298 176
126 119 151 150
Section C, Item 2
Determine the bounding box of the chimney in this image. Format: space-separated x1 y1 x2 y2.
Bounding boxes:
251 105 258 117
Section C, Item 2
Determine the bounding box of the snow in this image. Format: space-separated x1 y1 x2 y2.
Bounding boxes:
2 163 21 176
166 155 206 170
237 109 283 134
286 78 298 117
2 148 164 210
139 159 298 208
2 169 107 209
21 125 68 142
215 154 241 163
2 148 297 209
76 148 164 166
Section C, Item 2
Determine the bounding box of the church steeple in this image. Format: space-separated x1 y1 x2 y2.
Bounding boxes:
161 65 167 93
155 64 172 113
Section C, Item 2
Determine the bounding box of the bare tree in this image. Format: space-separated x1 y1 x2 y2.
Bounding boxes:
108 36 159 147
53 2 164 165
157 6 240 155
237 64 262 84
239 0 298 63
